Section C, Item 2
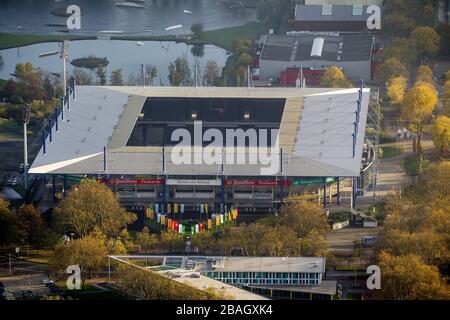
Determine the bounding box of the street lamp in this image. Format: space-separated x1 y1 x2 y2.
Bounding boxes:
60 40 70 97
22 104 31 190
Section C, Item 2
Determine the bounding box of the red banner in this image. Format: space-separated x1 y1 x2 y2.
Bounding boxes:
100 178 164 185
224 179 291 187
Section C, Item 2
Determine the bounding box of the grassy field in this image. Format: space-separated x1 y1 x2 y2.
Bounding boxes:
0 33 96 50
19 249 54 264
401 155 430 176
112 21 268 52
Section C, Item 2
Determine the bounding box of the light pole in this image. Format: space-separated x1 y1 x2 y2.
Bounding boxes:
60 40 70 96
23 104 31 191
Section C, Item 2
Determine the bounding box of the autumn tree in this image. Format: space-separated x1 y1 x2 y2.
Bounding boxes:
144 64 158 86
415 65 434 85
377 251 450 300
110 68 124 86
0 197 17 246
96 65 107 85
15 205 46 245
71 68 94 85
159 230 184 253
54 179 135 238
168 56 192 86
401 84 438 151
410 26 440 62
320 66 351 88
432 116 450 156
377 58 408 83
190 23 204 38
53 233 108 289
387 76 408 106
135 226 158 253
383 38 417 68
203 60 220 86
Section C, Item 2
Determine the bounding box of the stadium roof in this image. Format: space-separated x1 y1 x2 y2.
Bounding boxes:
295 4 372 22
260 34 373 62
29 86 370 178
212 257 326 273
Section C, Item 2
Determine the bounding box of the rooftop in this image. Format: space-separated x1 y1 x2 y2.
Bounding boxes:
260 34 373 62
295 4 372 22
211 257 326 273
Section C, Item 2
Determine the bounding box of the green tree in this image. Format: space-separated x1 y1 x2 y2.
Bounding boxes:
0 197 17 246
16 205 45 245
168 56 192 86
110 69 124 86
190 23 204 38
96 65 107 85
377 58 408 83
410 26 440 61
54 179 135 238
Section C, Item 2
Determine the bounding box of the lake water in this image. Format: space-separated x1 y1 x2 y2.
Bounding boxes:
0 39 230 85
0 0 256 36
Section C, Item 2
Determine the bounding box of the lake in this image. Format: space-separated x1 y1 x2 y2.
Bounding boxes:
0 0 256 36
0 39 230 85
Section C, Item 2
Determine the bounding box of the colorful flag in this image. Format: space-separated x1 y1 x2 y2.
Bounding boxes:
220 214 224 224
157 213 161 223
195 224 199 234
180 204 185 213
174 204 178 214
205 204 208 214
167 204 171 214
200 204 204 214
207 219 212 230
155 204 159 214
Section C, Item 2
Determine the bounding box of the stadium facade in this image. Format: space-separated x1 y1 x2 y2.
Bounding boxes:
29 85 370 220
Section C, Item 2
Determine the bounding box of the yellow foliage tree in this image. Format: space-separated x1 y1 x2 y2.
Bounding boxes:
415 65 434 84
320 66 351 88
432 115 450 156
410 26 440 61
377 57 408 83
401 84 438 151
377 251 450 300
387 76 408 105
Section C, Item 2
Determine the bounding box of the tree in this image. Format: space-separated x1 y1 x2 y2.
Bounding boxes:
110 69 124 86
320 66 351 88
53 234 107 289
16 205 46 245
377 58 408 83
135 227 158 253
54 179 135 238
203 60 220 86
0 197 17 246
401 84 438 151
410 26 440 61
387 76 408 106
168 56 192 86
159 230 183 253
383 38 417 67
71 68 94 86
377 251 450 300
190 23 204 38
96 65 107 85
278 201 329 238
0 55 4 71
237 53 252 66
145 64 158 86
383 14 416 38
432 116 450 156
415 65 434 84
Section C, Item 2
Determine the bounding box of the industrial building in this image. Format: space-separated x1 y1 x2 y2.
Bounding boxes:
28 85 370 223
258 33 374 83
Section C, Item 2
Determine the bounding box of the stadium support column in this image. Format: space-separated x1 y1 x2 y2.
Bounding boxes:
280 148 284 210
63 175 67 198
323 177 327 209
162 146 167 216
336 177 341 205
52 175 56 201
220 148 225 214
351 177 357 210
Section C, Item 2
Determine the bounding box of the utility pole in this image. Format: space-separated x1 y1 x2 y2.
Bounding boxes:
60 40 70 96
23 104 31 191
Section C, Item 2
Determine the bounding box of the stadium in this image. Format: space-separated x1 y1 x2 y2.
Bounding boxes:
28 84 371 226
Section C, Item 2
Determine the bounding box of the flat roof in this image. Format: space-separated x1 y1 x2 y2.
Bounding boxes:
214 257 327 273
295 4 372 22
249 280 337 296
29 86 370 178
260 34 373 62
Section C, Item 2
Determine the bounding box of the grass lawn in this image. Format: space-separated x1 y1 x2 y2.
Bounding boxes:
55 280 126 300
0 118 23 140
0 33 96 50
401 155 430 176
112 22 268 52
380 145 405 158
20 249 54 264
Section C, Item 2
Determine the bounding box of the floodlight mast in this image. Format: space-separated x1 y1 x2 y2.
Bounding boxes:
23 104 31 191
60 40 70 97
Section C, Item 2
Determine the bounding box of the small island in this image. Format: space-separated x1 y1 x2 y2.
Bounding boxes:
71 56 109 68
50 7 86 17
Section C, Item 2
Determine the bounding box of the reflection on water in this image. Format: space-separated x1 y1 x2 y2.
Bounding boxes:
0 0 256 35
0 40 230 85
